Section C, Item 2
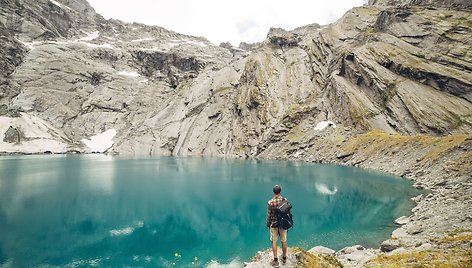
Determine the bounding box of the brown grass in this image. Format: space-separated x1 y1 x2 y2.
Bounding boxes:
365 249 472 268
292 247 342 268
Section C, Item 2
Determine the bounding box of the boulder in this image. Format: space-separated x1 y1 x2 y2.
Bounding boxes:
308 246 336 255
380 239 401 252
395 216 410 225
407 224 424 235
3 126 21 143
338 245 366 255
392 227 409 238
336 245 379 268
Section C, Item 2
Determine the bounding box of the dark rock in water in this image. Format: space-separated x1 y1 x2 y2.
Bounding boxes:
3 126 21 143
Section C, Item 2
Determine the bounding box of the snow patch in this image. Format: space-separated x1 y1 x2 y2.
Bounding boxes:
185 40 208 47
141 47 167 52
73 32 114 49
21 41 42 50
47 40 70 45
81 129 117 153
77 31 99 42
131 38 153 42
117 71 140 77
49 0 62 8
314 120 336 131
315 183 338 195
231 46 246 52
81 42 114 49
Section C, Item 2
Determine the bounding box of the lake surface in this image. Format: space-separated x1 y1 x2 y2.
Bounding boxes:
0 155 419 267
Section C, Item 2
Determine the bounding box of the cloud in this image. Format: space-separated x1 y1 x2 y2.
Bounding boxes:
88 0 369 45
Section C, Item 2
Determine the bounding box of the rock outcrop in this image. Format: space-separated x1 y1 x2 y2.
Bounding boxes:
0 0 471 266
369 0 472 8
1 0 470 156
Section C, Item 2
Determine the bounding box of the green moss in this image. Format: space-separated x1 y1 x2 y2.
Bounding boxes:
287 126 303 143
348 106 379 128
213 86 233 94
385 81 398 102
363 27 377 38
446 112 471 130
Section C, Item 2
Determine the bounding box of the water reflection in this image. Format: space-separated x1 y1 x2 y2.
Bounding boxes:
0 156 419 267
315 183 338 195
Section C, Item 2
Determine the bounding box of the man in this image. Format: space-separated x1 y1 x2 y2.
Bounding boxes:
266 184 287 266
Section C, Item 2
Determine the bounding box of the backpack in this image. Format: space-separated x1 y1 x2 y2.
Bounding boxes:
274 198 293 230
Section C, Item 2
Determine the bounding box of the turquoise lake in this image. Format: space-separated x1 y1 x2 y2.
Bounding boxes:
0 155 419 267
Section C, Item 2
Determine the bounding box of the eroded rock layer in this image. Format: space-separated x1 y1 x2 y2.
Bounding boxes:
0 0 471 267
1 0 471 156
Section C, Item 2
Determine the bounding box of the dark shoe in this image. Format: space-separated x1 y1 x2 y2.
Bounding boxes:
270 258 279 267
282 256 287 264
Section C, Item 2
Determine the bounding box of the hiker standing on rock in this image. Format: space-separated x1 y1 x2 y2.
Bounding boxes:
266 184 293 267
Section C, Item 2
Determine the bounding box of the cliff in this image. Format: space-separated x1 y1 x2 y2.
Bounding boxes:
1 0 471 156
0 0 471 267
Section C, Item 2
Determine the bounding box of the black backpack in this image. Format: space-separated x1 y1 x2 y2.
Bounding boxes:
274 198 293 230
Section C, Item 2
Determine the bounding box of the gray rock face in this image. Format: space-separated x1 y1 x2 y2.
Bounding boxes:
0 0 471 266
3 126 21 143
369 0 472 8
1 0 470 156
266 27 301 48
0 0 104 41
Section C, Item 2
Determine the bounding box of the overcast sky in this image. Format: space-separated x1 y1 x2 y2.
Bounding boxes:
87 0 368 45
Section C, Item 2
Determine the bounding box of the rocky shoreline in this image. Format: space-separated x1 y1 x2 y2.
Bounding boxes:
1 130 470 267
1 0 471 266
245 130 472 267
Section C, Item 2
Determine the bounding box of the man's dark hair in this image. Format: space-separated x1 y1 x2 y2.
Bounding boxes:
273 185 282 194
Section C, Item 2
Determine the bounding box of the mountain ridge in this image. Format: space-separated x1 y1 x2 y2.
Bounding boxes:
0 0 471 266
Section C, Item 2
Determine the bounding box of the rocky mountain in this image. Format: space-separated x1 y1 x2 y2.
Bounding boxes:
0 0 470 156
0 0 471 266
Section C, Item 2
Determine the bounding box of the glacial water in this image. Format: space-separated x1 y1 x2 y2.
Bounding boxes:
0 155 419 267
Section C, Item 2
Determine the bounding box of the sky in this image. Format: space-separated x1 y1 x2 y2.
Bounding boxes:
87 0 368 46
